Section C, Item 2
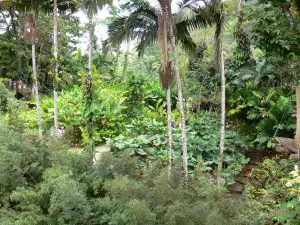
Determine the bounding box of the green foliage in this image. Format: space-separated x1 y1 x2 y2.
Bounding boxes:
124 73 146 118
276 165 300 224
245 159 298 204
0 123 52 205
108 113 248 180
183 51 220 112
229 85 295 147
0 126 275 224
48 174 91 224
247 1 300 58
0 80 13 114
244 159 300 224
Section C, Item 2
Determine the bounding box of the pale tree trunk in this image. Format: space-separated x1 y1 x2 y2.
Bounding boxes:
295 88 300 149
217 42 225 182
32 42 43 138
167 86 172 174
237 0 242 12
290 87 300 160
281 3 294 28
53 0 59 132
17 12 23 74
215 1 226 181
170 27 188 184
87 17 94 161
88 18 93 85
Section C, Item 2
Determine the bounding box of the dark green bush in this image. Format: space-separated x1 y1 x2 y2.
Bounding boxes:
0 127 275 225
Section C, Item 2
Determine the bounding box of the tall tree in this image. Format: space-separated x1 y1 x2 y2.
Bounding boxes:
213 0 226 182
157 4 174 174
53 0 59 133
158 0 189 183
14 0 78 138
105 0 209 174
81 0 112 161
53 0 79 134
21 8 43 138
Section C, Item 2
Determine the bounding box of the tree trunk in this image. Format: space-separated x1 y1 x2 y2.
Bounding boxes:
53 0 59 133
281 3 294 28
167 85 172 174
214 2 226 182
217 42 225 182
88 18 93 85
295 88 300 149
17 12 23 76
86 17 94 161
237 0 242 12
170 27 188 184
32 42 43 138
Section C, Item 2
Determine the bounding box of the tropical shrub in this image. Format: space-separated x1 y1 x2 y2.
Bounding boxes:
0 126 274 224
276 165 300 224
108 112 248 179
245 159 296 203
228 85 295 147
0 80 13 114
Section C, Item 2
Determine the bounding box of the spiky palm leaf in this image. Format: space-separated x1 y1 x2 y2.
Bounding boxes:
105 0 212 56
106 2 158 56
81 0 112 18
255 96 295 146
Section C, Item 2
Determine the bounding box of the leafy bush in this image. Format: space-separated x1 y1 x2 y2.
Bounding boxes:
0 80 13 114
108 113 248 180
276 165 300 224
229 85 295 147
0 126 274 224
245 159 296 204
124 73 146 118
0 122 55 205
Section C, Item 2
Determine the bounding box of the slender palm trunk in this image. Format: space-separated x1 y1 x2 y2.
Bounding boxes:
53 0 59 132
217 42 225 182
17 12 23 74
215 2 226 181
88 18 93 85
170 27 188 184
87 17 94 161
167 86 172 173
32 42 43 138
237 0 242 12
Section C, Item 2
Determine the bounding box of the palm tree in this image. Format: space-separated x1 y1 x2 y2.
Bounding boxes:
174 0 226 182
16 0 45 138
105 0 210 175
52 0 79 134
14 0 78 138
157 0 189 182
81 0 112 161
212 0 226 182
53 0 59 133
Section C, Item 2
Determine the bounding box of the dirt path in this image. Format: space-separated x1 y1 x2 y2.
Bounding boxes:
71 144 111 162
93 144 110 162
228 150 272 200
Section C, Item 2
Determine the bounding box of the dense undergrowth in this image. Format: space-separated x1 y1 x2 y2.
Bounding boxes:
1 0 300 223
0 122 299 224
0 123 275 224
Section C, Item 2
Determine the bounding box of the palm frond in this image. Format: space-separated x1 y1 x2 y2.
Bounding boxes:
81 0 113 18
105 3 158 53
174 1 212 54
175 22 197 53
